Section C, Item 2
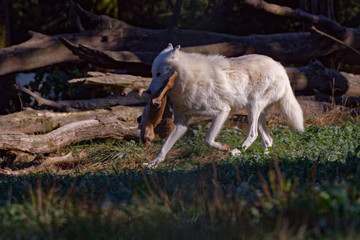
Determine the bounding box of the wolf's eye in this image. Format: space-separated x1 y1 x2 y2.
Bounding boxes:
156 72 161 77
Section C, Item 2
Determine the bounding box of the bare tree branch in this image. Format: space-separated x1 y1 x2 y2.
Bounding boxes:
244 0 345 34
60 38 153 77
311 26 360 57
18 86 79 112
18 86 149 111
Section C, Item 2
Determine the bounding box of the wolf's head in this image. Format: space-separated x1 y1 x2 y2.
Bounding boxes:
147 43 180 95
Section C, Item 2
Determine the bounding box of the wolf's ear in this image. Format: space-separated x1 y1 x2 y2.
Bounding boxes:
171 45 181 59
161 43 174 53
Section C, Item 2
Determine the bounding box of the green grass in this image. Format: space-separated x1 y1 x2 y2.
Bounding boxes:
1 120 360 239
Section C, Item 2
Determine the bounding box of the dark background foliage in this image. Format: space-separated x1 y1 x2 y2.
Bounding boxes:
8 0 360 45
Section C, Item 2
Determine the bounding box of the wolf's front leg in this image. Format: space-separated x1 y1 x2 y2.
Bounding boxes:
144 113 189 168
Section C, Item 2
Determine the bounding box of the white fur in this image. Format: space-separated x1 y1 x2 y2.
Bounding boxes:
144 44 304 168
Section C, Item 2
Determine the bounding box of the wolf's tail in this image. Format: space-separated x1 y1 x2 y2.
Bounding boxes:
278 84 304 132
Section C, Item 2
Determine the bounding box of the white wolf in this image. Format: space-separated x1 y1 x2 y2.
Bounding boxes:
144 43 304 168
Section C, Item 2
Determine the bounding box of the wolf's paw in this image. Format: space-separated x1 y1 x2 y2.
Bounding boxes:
143 156 164 169
143 161 159 169
230 148 242 156
143 162 158 169
263 146 272 154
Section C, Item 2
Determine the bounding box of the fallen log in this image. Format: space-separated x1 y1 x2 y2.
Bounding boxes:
286 60 360 97
68 71 152 94
57 92 148 110
60 38 153 77
0 116 139 154
0 105 143 134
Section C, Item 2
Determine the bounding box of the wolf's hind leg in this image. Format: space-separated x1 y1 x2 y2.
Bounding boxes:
205 110 231 151
258 112 272 153
241 100 265 151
